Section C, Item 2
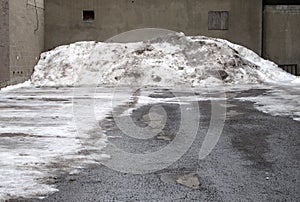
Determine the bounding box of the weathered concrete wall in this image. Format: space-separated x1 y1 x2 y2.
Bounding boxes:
0 0 10 86
9 0 44 84
45 0 262 55
263 5 300 76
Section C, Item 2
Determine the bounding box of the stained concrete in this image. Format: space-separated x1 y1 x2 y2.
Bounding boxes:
263 5 300 76
0 0 10 86
44 0 262 55
8 0 45 85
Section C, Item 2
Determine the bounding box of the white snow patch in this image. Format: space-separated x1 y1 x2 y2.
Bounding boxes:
292 78 300 84
237 84 300 122
1 80 31 92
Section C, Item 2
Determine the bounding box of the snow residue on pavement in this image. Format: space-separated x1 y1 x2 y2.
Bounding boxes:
237 84 300 122
30 33 298 87
0 87 131 200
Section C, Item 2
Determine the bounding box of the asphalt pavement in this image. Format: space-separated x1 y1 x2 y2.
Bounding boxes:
12 89 300 202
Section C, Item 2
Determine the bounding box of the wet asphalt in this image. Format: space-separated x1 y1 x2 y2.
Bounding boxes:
11 89 300 202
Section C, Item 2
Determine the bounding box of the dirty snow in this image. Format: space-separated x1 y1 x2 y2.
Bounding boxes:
30 33 298 87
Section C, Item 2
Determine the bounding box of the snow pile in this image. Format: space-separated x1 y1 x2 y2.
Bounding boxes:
30 33 298 87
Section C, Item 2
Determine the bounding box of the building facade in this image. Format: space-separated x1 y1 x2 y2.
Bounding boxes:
44 0 263 55
0 0 44 87
0 0 299 87
263 4 300 75
0 0 10 86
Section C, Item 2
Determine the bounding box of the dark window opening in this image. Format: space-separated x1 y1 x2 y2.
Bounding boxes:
208 11 229 30
83 10 95 21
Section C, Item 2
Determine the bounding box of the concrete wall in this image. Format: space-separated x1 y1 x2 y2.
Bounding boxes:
0 0 10 86
2 0 299 87
45 0 262 55
9 0 44 84
263 5 300 76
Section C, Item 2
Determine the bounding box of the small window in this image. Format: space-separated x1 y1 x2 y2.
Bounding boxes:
83 10 95 21
208 11 229 30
